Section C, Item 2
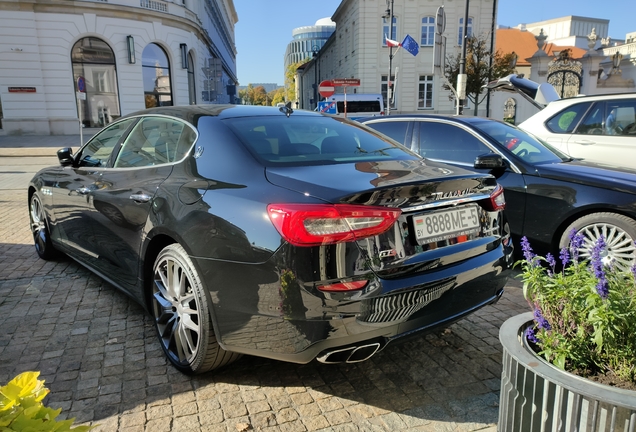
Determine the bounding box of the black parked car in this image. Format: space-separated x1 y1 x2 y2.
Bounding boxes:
361 114 636 267
29 105 512 374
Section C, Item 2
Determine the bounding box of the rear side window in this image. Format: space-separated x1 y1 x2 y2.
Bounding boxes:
365 121 409 144
546 102 592 133
224 115 419 166
417 122 491 164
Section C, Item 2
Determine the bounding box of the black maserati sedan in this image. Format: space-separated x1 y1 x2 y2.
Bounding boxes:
360 114 636 268
29 105 512 374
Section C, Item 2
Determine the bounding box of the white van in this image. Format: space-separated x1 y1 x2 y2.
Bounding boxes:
322 93 385 119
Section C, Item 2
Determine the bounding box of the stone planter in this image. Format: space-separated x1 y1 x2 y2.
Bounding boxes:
498 312 636 432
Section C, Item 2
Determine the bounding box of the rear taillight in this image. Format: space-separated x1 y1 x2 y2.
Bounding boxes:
317 280 369 292
267 204 402 247
483 184 505 211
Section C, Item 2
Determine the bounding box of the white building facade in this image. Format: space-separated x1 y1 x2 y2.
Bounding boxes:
0 0 238 136
296 0 497 115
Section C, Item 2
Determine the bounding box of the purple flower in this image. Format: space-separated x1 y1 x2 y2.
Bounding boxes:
590 235 609 300
525 327 539 344
546 253 556 276
559 247 570 268
631 262 636 281
534 308 552 331
521 236 536 264
569 229 585 262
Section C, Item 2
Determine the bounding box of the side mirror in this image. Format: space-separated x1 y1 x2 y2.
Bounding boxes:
474 153 505 170
57 147 74 166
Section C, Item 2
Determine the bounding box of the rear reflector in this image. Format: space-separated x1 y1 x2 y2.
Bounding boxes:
267 204 402 247
317 280 369 292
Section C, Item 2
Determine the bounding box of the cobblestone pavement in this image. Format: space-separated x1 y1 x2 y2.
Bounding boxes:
0 155 528 432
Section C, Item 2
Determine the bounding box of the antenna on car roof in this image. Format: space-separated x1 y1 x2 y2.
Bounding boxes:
279 102 293 118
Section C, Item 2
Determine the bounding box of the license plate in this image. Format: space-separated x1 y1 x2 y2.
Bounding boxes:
413 205 480 243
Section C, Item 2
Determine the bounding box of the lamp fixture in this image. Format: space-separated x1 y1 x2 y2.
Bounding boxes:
180 43 188 69
126 35 135 64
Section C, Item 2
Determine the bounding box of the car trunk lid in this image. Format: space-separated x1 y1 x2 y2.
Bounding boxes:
265 159 505 276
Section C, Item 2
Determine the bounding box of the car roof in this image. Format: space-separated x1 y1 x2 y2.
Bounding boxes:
545 92 636 106
358 114 499 126
124 104 320 123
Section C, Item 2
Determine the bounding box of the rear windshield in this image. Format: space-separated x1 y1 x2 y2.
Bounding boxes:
224 115 419 166
336 101 382 113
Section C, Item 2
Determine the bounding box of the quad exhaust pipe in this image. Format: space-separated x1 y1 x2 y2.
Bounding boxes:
316 342 382 364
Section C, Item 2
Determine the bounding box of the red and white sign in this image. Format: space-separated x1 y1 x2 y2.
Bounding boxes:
318 80 335 98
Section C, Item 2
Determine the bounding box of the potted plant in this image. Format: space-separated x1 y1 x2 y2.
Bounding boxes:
498 230 636 431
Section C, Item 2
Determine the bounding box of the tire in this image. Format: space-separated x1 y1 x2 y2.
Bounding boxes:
559 212 636 271
151 244 241 374
29 193 59 260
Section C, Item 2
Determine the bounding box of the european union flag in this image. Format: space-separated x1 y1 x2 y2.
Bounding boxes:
401 34 419 57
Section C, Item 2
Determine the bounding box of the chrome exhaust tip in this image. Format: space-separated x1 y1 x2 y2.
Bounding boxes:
347 342 381 363
316 342 382 364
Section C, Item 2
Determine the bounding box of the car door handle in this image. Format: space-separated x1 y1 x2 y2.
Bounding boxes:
572 140 596 145
130 193 151 203
76 186 91 195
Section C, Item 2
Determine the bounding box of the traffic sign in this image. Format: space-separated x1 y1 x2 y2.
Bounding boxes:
318 80 335 98
436 6 446 35
77 76 86 93
318 101 337 114
333 78 360 86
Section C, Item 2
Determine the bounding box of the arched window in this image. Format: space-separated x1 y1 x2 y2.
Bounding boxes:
421 16 435 46
142 44 173 108
187 52 196 105
71 37 121 128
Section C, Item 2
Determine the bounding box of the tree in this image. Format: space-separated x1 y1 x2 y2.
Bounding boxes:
238 84 269 105
285 58 311 104
269 88 285 106
444 34 517 116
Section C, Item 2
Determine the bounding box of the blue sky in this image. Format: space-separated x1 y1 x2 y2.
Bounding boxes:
234 0 634 87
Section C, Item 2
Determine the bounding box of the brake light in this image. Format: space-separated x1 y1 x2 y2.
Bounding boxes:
267 204 402 247
317 280 369 292
483 184 505 211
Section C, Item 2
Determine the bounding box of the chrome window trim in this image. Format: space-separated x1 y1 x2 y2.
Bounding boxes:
78 114 200 170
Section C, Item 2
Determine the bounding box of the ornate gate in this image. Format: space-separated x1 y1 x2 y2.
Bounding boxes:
547 50 582 98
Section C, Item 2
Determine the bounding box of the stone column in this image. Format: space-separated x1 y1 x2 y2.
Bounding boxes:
579 28 604 95
528 29 550 83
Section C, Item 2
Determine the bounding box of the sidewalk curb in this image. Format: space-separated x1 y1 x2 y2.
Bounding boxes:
0 148 69 157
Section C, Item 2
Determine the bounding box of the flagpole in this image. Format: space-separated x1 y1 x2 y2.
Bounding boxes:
386 0 394 116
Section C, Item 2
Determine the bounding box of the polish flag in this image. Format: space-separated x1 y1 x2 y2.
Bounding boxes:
385 36 401 47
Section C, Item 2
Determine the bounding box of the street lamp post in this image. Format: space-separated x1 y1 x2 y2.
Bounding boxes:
384 0 394 115
312 45 320 110
457 0 470 115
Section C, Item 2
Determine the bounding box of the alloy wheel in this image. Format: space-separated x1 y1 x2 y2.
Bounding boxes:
576 223 636 271
152 256 202 366
30 195 48 255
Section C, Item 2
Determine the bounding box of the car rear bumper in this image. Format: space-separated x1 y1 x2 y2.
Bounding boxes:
193 244 511 364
